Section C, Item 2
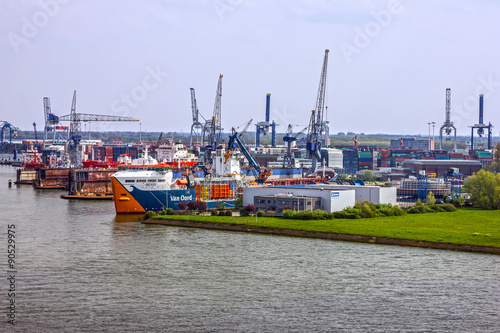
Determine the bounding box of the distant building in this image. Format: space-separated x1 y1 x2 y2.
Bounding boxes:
254 195 321 213
390 138 429 150
403 159 482 177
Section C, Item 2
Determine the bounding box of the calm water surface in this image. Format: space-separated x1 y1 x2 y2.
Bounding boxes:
1 165 499 332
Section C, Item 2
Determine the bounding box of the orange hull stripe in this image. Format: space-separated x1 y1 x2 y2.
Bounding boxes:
111 177 146 214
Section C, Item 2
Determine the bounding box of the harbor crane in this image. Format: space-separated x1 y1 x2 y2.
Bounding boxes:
0 121 19 144
224 120 271 184
255 93 277 147
305 49 330 176
202 74 223 166
283 124 308 168
33 122 38 141
57 91 139 167
439 88 457 150
469 94 493 150
43 97 69 148
189 88 204 148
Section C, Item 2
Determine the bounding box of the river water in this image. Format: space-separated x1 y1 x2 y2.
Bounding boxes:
1 165 499 332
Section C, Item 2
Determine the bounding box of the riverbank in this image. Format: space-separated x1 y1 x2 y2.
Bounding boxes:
144 208 500 255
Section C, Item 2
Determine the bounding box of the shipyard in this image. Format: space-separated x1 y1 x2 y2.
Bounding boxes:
2 1 500 332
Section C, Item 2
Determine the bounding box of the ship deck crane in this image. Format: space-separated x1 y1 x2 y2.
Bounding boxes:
305 49 330 176
224 121 271 183
57 91 139 167
439 88 457 150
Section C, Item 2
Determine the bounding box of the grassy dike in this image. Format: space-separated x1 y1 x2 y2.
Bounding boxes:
144 208 500 254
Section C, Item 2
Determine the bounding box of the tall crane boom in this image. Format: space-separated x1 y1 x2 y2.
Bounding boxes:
189 88 204 147
68 91 81 167
315 49 329 128
306 49 330 176
206 74 223 151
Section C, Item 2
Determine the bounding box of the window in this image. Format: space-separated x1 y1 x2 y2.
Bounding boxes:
125 180 135 183
158 179 166 182
136 179 146 183
148 179 156 182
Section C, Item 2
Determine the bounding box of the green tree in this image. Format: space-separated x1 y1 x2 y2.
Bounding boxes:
363 170 373 181
463 169 500 209
426 191 436 205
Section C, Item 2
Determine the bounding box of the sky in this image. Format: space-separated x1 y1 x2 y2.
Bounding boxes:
1 0 500 138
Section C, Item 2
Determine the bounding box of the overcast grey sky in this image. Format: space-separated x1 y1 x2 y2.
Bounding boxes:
1 0 499 137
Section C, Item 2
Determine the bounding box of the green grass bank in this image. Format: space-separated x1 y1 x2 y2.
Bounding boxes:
144 208 500 254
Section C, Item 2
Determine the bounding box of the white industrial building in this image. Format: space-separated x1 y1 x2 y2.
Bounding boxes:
243 186 355 213
304 184 397 205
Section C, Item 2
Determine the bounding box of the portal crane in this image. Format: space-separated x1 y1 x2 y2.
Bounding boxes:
255 93 277 147
305 49 330 176
42 97 68 148
0 121 19 144
189 88 204 148
283 124 308 168
224 123 271 183
439 88 457 150
57 91 139 167
469 94 493 150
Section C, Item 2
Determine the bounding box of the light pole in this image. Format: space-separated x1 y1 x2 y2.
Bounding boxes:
431 122 435 151
428 122 431 151
139 123 142 143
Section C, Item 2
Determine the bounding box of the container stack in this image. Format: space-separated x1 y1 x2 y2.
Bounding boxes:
358 151 373 170
342 149 358 174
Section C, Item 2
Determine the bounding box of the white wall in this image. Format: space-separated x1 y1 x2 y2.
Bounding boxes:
243 186 356 212
305 184 397 205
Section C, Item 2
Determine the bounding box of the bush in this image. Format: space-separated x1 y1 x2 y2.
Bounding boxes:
282 205 292 211
256 210 265 217
245 204 256 212
144 211 156 219
177 202 187 210
407 205 433 214
218 210 227 216
264 210 275 217
225 210 232 216
158 208 174 215
312 209 330 220
282 209 297 219
240 208 250 217
391 206 406 216
187 200 207 212
297 210 314 220
210 210 218 216
442 203 457 212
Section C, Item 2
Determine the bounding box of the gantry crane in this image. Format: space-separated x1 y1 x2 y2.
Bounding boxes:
0 121 19 144
305 49 330 176
469 94 493 150
57 91 139 167
439 88 457 150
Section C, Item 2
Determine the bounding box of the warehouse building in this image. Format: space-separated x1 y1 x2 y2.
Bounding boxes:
403 160 482 177
243 186 355 213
